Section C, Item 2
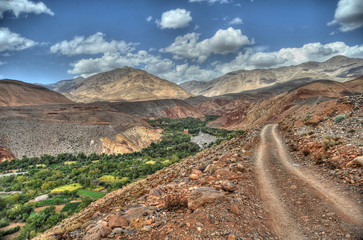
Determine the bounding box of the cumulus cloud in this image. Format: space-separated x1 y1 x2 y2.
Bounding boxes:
0 27 37 52
328 0 363 32
0 61 6 66
156 9 192 29
160 27 251 63
216 41 363 74
189 0 230 4
229 17 243 25
67 51 175 78
50 32 138 56
0 0 54 18
160 63 218 83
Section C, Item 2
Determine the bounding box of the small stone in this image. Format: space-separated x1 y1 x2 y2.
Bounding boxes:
228 234 236 240
190 174 199 180
146 218 154 225
197 227 202 232
290 185 297 189
230 204 240 215
220 180 238 192
192 169 203 176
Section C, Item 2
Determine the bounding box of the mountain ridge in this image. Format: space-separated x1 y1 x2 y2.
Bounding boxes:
47 67 192 103
180 56 363 97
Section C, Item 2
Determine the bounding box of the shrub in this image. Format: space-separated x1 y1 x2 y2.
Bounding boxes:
334 115 346 123
50 183 82 194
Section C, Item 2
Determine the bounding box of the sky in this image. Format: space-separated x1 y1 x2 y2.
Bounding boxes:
0 0 363 84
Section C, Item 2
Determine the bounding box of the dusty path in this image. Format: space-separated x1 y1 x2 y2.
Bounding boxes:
256 124 363 239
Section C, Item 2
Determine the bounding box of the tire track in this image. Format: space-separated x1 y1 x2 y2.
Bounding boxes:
255 124 363 239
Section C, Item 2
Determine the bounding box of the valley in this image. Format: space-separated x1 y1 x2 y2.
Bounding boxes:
0 56 362 240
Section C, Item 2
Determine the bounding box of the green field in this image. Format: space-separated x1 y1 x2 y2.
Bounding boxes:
61 202 81 212
77 189 105 199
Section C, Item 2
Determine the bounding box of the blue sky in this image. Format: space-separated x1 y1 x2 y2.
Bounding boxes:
0 0 363 84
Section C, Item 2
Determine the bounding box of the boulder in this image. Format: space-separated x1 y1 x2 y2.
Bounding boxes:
34 194 49 202
220 180 238 192
187 187 226 210
108 214 128 228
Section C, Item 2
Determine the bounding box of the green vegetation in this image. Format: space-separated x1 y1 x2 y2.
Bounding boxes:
0 226 21 238
50 183 82 194
60 202 81 212
0 117 244 239
77 189 105 199
334 114 346 123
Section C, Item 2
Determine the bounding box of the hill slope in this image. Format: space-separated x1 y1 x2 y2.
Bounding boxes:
180 56 363 97
0 79 74 106
52 67 192 103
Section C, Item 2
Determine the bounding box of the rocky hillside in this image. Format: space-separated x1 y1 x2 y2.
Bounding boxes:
0 79 74 106
180 56 363 97
0 99 203 159
208 77 363 130
51 67 192 103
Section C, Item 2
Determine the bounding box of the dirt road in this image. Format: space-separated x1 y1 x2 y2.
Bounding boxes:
256 124 363 239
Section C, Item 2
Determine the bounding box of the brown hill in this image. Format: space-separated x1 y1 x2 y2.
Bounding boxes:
54 67 192 103
0 99 203 158
180 56 363 97
208 78 363 129
0 79 74 106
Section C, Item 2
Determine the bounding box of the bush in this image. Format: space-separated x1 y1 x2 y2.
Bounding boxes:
61 202 81 212
334 115 346 123
0 225 21 237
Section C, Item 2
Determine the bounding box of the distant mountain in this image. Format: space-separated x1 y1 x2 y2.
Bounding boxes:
51 67 192 103
44 76 84 92
180 56 363 97
0 79 74 106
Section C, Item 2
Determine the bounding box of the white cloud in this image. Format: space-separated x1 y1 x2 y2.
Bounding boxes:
0 27 37 52
328 0 363 32
0 0 54 18
156 9 192 29
159 63 219 83
229 17 243 25
160 27 251 63
146 16 153 22
50 32 138 56
216 41 363 74
67 51 175 78
189 0 230 4
0 61 6 66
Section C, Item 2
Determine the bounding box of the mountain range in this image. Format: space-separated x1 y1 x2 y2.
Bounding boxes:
180 55 363 97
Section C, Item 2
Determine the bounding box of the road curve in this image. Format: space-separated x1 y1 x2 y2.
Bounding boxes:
255 124 363 239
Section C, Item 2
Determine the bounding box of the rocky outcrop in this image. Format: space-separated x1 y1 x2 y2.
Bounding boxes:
101 126 163 155
0 146 15 162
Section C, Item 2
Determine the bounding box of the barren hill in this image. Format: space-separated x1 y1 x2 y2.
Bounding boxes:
0 79 74 106
208 77 363 130
52 67 192 103
180 56 363 97
0 99 203 159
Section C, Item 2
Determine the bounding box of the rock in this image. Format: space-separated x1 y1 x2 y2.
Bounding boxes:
220 180 238 192
34 194 49 202
290 185 297 189
187 187 226 210
123 205 149 222
108 214 128 228
111 227 123 235
83 220 108 240
99 224 112 237
228 235 236 240
146 218 154 225
346 156 363 167
189 174 199 180
192 169 203 176
204 164 219 173
230 204 240 215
